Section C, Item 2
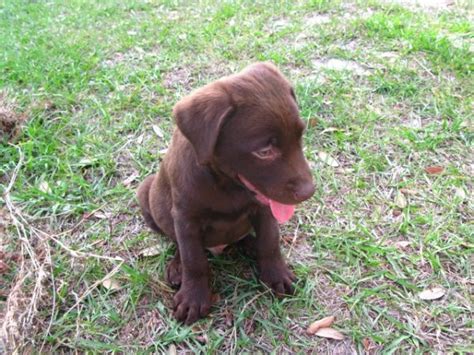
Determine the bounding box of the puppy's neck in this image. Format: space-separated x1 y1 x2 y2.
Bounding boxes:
207 162 242 191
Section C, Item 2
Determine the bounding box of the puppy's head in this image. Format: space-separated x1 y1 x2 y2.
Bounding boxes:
173 62 314 222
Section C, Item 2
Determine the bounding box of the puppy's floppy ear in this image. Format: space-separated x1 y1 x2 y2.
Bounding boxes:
173 83 235 165
290 87 298 105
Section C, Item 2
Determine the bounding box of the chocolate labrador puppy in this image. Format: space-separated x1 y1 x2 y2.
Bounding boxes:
137 62 314 324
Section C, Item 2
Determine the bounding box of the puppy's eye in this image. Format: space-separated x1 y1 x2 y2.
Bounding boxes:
252 145 276 160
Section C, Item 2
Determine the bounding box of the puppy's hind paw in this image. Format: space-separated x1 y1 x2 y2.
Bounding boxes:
165 252 182 288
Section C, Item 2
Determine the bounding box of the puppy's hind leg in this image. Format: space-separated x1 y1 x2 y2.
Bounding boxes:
137 174 162 233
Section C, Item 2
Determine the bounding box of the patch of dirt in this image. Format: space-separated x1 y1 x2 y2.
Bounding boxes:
401 112 424 129
307 273 356 353
292 33 315 50
196 61 238 83
118 297 166 346
312 58 371 76
163 62 237 92
101 46 161 68
287 14 332 51
338 39 361 52
303 14 331 26
378 51 401 60
383 0 455 9
283 59 311 75
282 62 330 86
319 340 358 355
1 284 29 351
163 67 194 91
265 17 291 33
445 33 474 52
111 213 146 250
0 207 10 236
283 233 315 265
0 93 25 142
340 4 375 20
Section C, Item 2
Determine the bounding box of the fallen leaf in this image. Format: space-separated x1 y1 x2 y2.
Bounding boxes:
244 318 256 333
41 100 56 111
281 234 295 247
321 127 341 134
317 151 339 167
223 307 234 326
0 260 10 274
123 171 139 187
314 327 344 340
139 244 164 257
195 334 208 344
418 287 445 300
424 166 444 175
8 253 21 262
400 188 417 195
102 278 121 291
362 338 371 351
307 315 335 334
395 241 411 248
211 293 221 304
454 187 466 200
168 344 177 355
136 134 144 144
39 181 52 194
308 118 318 127
152 125 164 138
394 191 407 209
92 211 113 219
78 158 97 167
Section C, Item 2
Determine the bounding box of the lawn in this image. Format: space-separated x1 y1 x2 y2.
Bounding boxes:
1 0 472 353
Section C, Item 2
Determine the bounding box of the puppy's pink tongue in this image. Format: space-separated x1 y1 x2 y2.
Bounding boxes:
269 200 295 224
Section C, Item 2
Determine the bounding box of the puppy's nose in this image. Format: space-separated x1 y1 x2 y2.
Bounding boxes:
292 180 315 202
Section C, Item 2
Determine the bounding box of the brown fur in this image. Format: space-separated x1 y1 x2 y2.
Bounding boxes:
137 62 314 324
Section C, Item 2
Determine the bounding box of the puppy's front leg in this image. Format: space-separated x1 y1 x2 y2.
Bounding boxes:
252 208 296 295
172 211 212 324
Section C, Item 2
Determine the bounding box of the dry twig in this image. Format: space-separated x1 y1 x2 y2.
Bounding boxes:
1 145 125 352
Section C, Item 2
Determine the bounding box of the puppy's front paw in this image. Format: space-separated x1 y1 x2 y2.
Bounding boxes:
173 282 212 325
259 260 296 296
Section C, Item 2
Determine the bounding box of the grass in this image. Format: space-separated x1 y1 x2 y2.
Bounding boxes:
1 0 473 353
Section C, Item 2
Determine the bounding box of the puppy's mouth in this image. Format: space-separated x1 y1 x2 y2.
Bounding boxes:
238 175 295 224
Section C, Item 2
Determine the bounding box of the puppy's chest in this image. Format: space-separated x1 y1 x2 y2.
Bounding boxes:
201 216 252 250
200 202 257 248
203 199 257 227
205 182 253 211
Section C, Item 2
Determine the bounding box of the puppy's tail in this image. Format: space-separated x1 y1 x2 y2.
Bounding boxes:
137 174 162 233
